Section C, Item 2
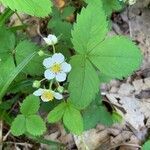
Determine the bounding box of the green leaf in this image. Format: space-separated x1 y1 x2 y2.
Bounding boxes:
0 0 53 17
99 72 113 83
112 111 122 123
8 79 34 94
0 95 18 110
89 36 142 79
68 55 99 109
0 57 15 91
142 140 150 150
63 104 83 135
61 6 75 19
20 95 40 116
102 0 123 16
0 52 36 101
26 115 46 136
28 135 64 148
11 115 26 136
0 26 15 59
85 0 123 16
0 8 14 26
47 102 67 123
49 19 72 45
15 40 45 76
71 1 108 54
0 109 13 125
69 0 141 110
48 7 73 50
83 98 113 130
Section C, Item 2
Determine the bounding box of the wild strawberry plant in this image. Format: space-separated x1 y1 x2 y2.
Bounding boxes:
0 0 141 142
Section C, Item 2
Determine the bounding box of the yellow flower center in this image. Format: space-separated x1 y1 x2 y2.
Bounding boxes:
51 63 61 73
42 91 54 101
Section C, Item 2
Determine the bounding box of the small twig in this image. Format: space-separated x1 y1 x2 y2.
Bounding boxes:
126 6 133 38
109 143 142 150
6 141 32 148
3 130 11 142
81 135 89 150
15 12 24 25
0 120 3 149
37 23 43 38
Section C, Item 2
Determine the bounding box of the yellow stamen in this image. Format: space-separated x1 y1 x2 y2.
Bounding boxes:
42 90 54 101
51 63 61 73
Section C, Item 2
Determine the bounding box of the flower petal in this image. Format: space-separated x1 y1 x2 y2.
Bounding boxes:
54 92 63 100
43 34 58 45
56 72 66 82
47 34 57 42
41 96 50 102
43 37 52 45
43 57 54 68
33 88 44 96
52 53 64 63
44 70 55 80
61 62 71 73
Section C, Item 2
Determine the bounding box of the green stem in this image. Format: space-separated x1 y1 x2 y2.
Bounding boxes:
15 12 24 25
28 135 64 148
40 78 46 82
49 80 53 89
52 44 56 54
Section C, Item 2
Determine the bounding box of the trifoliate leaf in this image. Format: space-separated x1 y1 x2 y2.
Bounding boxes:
89 36 142 79
47 102 67 123
71 1 108 54
0 0 53 17
69 0 142 111
142 140 150 150
11 115 26 136
26 115 46 136
63 104 83 135
20 95 40 116
15 40 45 76
0 27 15 60
68 55 100 109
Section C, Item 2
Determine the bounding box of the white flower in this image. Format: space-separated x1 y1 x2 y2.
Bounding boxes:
43 34 58 45
43 53 71 82
33 88 63 102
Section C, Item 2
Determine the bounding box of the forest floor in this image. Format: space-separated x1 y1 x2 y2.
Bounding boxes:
1 0 150 150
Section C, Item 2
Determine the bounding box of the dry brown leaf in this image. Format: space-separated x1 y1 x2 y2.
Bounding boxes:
54 0 65 8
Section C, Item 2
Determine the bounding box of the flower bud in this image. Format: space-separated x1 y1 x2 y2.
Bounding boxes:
43 34 58 46
33 80 41 88
57 86 64 93
38 50 45 57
